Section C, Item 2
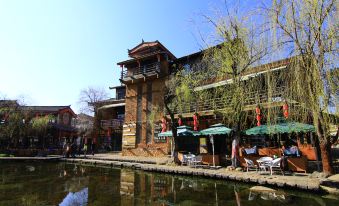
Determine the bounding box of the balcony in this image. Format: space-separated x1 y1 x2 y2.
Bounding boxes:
100 119 124 129
168 87 287 116
120 62 161 82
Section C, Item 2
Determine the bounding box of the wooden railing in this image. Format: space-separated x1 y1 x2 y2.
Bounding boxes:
121 62 160 79
168 87 286 114
100 119 124 129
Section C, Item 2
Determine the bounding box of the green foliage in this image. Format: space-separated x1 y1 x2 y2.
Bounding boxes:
0 105 28 147
268 0 338 144
31 115 53 132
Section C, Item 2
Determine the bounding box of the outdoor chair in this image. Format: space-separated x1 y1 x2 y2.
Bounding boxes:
244 158 258 172
181 155 189 166
256 156 273 173
269 157 284 175
190 155 203 168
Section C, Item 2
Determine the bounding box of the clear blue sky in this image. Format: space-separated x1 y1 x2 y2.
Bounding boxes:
0 0 224 113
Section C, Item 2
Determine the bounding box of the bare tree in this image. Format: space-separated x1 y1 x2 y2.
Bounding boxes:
78 86 109 115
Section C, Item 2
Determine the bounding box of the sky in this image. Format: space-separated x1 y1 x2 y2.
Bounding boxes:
0 0 223 113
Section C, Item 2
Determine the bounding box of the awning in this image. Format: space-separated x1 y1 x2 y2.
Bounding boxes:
200 123 232 135
194 66 286 91
98 103 125 110
244 122 315 135
158 125 201 137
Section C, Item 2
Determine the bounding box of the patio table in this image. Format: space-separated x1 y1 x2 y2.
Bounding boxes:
256 157 273 172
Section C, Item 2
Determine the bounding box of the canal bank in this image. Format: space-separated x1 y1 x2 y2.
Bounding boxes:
1 154 338 195
60 155 339 195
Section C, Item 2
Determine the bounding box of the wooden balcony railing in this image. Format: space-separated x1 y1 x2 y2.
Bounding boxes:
168 87 286 115
100 119 124 129
121 62 160 79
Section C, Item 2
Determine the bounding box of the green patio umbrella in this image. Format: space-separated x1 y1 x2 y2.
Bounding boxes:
158 125 201 158
200 123 232 135
200 123 232 168
244 121 315 135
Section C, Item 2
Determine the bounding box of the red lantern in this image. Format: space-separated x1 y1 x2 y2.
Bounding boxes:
161 117 167 132
255 107 261 115
256 106 261 126
256 115 261 126
283 102 289 119
193 113 199 131
178 117 183 126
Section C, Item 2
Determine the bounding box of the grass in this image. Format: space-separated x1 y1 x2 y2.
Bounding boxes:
0 154 14 157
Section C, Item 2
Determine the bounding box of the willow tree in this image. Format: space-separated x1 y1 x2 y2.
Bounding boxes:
0 100 28 149
31 115 53 149
266 0 338 174
181 2 271 135
163 74 183 157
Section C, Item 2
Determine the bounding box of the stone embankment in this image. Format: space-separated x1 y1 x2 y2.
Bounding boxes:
63 156 323 192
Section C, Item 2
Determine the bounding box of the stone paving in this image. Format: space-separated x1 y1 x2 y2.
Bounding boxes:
0 156 62 161
79 153 170 164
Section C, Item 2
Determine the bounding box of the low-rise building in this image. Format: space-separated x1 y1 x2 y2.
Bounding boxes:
93 86 125 151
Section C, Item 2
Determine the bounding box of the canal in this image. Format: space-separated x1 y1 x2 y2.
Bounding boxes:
0 162 337 206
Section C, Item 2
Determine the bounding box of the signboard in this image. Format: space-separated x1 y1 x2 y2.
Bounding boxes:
199 137 208 154
200 137 207 146
154 124 167 143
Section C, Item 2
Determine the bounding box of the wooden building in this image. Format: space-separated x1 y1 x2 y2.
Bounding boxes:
22 105 77 148
111 39 329 163
94 86 125 151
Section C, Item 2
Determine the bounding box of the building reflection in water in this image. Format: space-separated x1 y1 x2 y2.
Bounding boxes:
1 163 332 206
56 164 327 206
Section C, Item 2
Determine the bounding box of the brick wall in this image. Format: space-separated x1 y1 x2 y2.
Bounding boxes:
122 142 170 157
122 74 167 156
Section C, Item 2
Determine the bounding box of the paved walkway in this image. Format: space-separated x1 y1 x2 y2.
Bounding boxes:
0 156 62 161
79 153 170 165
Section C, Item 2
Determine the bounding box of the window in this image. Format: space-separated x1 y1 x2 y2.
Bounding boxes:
116 88 126 100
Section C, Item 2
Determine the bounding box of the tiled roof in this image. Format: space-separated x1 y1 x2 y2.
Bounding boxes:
22 106 70 112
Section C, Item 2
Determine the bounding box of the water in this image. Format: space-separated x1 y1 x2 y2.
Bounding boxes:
0 162 337 206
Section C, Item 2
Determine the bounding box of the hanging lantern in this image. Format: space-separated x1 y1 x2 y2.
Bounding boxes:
161 117 167 132
283 102 289 119
178 117 183 126
256 106 261 126
255 107 261 115
193 113 199 131
256 115 261 126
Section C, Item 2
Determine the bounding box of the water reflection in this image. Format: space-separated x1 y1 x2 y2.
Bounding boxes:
59 187 88 206
0 162 337 206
